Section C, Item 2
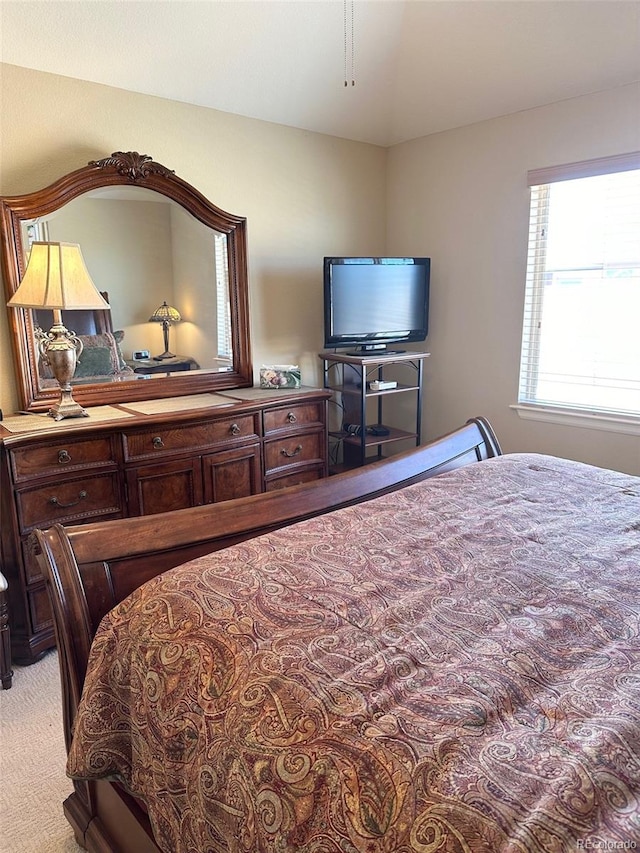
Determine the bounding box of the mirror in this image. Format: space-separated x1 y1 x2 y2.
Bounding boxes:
1 152 252 412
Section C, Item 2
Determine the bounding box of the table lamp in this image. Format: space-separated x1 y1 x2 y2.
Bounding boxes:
149 301 181 360
7 241 110 421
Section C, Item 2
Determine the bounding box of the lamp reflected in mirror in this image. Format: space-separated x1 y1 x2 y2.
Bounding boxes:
149 301 181 360
7 242 110 420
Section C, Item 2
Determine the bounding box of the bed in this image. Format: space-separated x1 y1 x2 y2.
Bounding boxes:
33 416 640 852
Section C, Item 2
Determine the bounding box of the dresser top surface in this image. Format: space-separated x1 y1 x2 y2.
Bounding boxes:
0 387 329 445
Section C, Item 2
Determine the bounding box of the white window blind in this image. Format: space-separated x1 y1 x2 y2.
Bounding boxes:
518 152 640 418
214 233 232 359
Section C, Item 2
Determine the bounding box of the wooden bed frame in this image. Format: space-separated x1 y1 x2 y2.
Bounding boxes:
34 416 502 853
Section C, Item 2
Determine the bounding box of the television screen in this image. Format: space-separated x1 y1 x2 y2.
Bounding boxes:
323 257 430 351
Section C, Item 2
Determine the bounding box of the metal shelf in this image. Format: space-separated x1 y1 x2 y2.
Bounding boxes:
320 351 430 470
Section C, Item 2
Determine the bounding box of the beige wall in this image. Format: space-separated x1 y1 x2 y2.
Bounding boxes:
44 195 174 354
0 63 387 413
387 83 640 474
170 204 219 369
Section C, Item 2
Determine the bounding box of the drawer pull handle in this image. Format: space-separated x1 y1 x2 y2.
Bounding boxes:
152 436 164 449
58 450 71 464
281 444 303 458
229 423 241 436
286 412 297 423
49 490 87 509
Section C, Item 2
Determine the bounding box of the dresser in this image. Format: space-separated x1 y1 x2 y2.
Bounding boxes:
0 387 329 664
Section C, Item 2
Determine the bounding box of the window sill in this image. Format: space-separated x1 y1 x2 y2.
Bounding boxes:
511 404 640 436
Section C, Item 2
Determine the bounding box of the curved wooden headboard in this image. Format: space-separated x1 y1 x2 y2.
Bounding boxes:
34 416 501 752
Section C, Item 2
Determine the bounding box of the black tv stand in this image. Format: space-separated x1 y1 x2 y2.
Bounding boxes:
346 348 406 357
320 350 430 471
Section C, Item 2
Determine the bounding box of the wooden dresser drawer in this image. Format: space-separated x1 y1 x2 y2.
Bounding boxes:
123 414 260 461
11 436 118 482
263 401 324 434
264 431 324 473
16 472 123 532
265 465 325 491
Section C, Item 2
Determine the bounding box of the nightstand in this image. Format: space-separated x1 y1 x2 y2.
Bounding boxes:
128 356 200 374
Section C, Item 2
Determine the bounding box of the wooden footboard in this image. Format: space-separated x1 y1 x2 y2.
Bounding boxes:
33 415 501 852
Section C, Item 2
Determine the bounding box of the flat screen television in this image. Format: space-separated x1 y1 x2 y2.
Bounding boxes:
323 257 430 352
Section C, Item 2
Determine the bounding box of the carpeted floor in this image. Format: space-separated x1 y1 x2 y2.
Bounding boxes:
0 650 84 852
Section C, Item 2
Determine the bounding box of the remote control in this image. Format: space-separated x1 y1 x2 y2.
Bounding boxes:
369 380 397 391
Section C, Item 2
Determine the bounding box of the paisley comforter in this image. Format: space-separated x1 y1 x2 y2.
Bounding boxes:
67 453 640 852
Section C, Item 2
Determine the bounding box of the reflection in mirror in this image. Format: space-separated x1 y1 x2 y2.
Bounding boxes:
20 187 233 390
1 151 252 413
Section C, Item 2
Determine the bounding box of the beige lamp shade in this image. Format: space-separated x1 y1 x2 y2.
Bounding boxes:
7 242 110 310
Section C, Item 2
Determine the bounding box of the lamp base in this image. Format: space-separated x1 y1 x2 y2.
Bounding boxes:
153 351 176 361
48 388 89 421
38 320 89 421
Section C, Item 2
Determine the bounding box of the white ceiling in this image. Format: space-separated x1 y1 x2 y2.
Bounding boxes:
1 1 639 147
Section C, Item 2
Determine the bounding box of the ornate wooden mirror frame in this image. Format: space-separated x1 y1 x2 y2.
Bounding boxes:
0 152 252 413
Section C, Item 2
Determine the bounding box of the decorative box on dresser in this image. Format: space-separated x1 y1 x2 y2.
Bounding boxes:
0 387 329 665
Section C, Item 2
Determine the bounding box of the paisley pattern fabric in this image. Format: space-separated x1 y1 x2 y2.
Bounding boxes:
67 454 640 852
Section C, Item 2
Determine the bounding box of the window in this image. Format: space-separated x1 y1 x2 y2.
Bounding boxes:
518 152 640 422
214 233 232 360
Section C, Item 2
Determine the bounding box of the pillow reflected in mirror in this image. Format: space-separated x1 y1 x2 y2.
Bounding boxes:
38 331 134 381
